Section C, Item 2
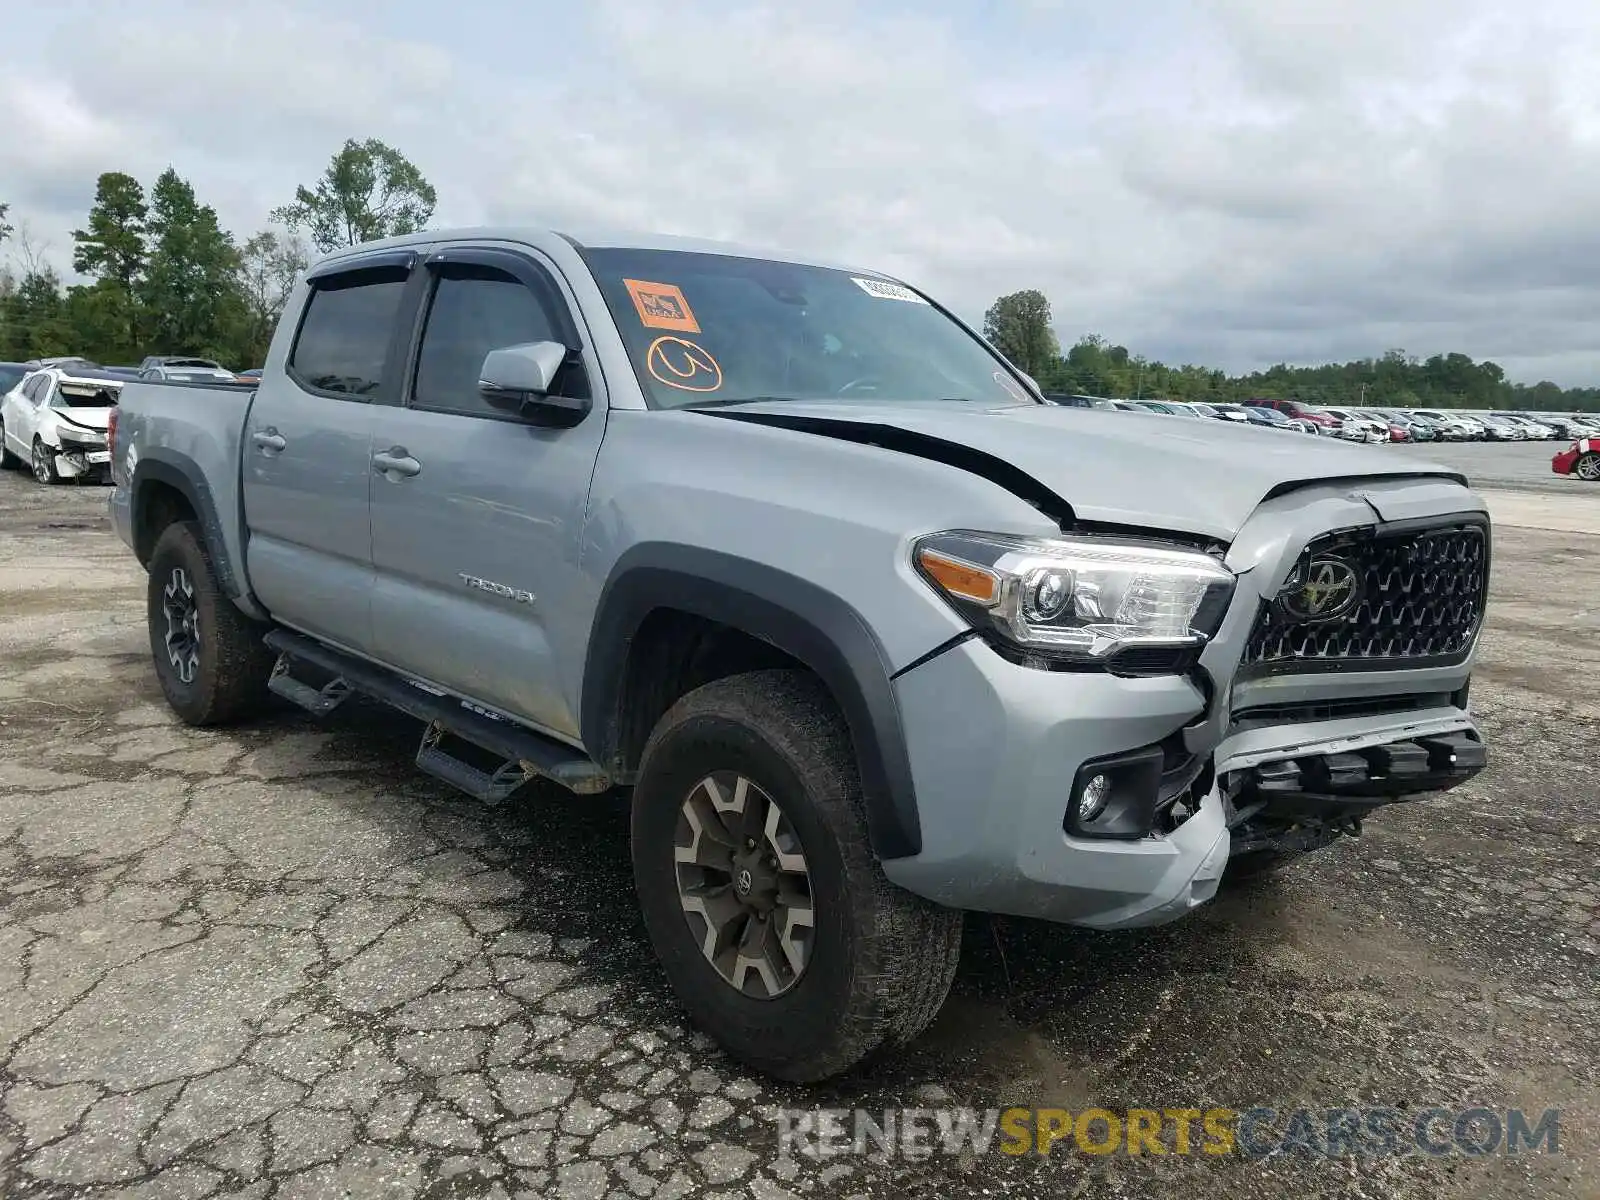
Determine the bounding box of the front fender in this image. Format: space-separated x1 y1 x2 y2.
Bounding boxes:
580 544 926 860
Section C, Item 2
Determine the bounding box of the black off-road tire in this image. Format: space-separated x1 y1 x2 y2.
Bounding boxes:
147 520 275 726
631 669 962 1082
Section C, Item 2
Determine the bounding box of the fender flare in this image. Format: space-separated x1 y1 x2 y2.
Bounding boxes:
130 454 249 604
580 544 922 860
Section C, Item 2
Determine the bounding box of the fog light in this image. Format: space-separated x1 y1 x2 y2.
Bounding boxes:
1065 746 1166 840
1078 773 1112 822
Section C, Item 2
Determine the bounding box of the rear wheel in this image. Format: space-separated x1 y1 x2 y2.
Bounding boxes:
31 439 60 485
631 670 961 1082
0 419 18 469
146 521 275 725
1575 452 1600 482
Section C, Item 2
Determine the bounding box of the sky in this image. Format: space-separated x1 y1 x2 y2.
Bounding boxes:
5 0 1600 384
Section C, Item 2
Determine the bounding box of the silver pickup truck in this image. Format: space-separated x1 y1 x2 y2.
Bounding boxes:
109 227 1490 1081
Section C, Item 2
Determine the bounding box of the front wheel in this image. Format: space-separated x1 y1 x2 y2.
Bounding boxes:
31 439 60 485
146 521 275 725
1575 452 1600 482
631 670 962 1082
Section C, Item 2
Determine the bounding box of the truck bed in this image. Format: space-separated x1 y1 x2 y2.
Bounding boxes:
111 379 258 585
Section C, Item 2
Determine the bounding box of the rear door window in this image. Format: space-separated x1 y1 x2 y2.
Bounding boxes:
288 267 409 399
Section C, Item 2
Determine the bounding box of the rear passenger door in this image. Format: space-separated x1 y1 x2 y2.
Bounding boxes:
241 250 418 654
367 245 607 741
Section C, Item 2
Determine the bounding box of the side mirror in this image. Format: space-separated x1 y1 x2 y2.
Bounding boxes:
478 341 590 427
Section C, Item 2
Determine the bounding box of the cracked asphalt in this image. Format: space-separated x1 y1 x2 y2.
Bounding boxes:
0 448 1596 1200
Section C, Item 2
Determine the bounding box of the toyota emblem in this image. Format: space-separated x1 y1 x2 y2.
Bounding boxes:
1279 556 1361 622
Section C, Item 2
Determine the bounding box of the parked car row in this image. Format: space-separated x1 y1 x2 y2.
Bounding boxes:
0 355 267 486
1046 392 1600 447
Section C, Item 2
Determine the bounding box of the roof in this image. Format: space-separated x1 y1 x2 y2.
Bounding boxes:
308 226 889 281
54 368 125 386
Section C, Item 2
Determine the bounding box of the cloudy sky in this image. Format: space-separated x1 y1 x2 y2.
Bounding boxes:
5 0 1600 383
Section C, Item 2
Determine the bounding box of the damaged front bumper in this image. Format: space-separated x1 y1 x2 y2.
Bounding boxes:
51 435 111 478
885 473 1490 931
1215 707 1486 856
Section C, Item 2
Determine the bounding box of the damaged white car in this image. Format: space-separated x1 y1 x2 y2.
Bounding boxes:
0 366 122 484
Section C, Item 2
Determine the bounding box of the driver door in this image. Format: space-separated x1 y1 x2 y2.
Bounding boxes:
367 245 607 741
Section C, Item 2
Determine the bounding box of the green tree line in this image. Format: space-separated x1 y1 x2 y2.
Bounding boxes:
984 291 1600 413
0 138 436 369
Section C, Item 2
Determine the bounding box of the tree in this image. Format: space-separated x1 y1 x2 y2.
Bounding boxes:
72 173 148 292
137 168 244 359
271 138 437 253
234 230 309 365
0 269 71 360
982 289 1060 378
0 202 12 248
70 172 149 356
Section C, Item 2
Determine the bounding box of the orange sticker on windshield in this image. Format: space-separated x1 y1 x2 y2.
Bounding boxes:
625 279 701 333
646 336 723 392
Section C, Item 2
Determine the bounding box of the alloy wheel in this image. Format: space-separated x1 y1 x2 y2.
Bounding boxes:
162 566 201 684
1577 455 1600 482
31 442 52 484
673 771 814 999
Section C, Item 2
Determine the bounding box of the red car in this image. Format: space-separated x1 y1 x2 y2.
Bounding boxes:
1243 398 1341 434
1552 438 1600 481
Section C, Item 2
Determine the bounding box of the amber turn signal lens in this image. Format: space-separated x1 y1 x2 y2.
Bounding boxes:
917 548 1000 606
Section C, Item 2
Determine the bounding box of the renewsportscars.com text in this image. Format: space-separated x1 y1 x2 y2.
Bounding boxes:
774 1106 1562 1160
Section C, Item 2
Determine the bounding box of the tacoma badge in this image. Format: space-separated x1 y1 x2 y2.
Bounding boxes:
459 573 536 605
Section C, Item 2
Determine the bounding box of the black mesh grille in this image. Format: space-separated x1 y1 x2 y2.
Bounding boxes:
1242 521 1488 673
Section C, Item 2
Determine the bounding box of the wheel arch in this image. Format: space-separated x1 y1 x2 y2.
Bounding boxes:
130 455 247 603
581 544 923 860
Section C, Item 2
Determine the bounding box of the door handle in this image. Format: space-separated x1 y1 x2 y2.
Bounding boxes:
372 447 422 478
252 428 286 453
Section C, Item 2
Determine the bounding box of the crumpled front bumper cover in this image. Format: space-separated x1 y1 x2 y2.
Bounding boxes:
1237 728 1485 816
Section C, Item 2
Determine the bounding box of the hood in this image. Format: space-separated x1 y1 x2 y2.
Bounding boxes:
706 400 1466 542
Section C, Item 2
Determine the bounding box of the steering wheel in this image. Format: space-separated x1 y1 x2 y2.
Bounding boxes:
835 377 883 397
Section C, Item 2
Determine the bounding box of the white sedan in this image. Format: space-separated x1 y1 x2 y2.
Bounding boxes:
0 366 122 484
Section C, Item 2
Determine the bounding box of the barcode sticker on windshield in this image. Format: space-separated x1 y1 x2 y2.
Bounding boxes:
851 277 928 303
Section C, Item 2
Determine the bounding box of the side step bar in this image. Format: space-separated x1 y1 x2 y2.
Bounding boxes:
263 629 612 800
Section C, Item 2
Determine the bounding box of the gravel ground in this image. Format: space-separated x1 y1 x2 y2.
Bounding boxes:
0 464 1595 1200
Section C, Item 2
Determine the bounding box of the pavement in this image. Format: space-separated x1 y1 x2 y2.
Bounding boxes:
0 449 1596 1200
1390 437 1581 493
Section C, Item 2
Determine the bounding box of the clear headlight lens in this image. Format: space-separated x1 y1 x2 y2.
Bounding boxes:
914 531 1234 665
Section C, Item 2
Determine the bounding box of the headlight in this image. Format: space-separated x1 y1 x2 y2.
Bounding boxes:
56 427 106 447
914 531 1234 670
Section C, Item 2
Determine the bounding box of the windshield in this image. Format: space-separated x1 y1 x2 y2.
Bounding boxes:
582 248 1035 410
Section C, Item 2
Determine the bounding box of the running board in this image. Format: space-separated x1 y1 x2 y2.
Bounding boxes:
268 655 353 715
262 629 612 798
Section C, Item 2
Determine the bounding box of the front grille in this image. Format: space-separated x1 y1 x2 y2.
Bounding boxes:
1242 519 1488 674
